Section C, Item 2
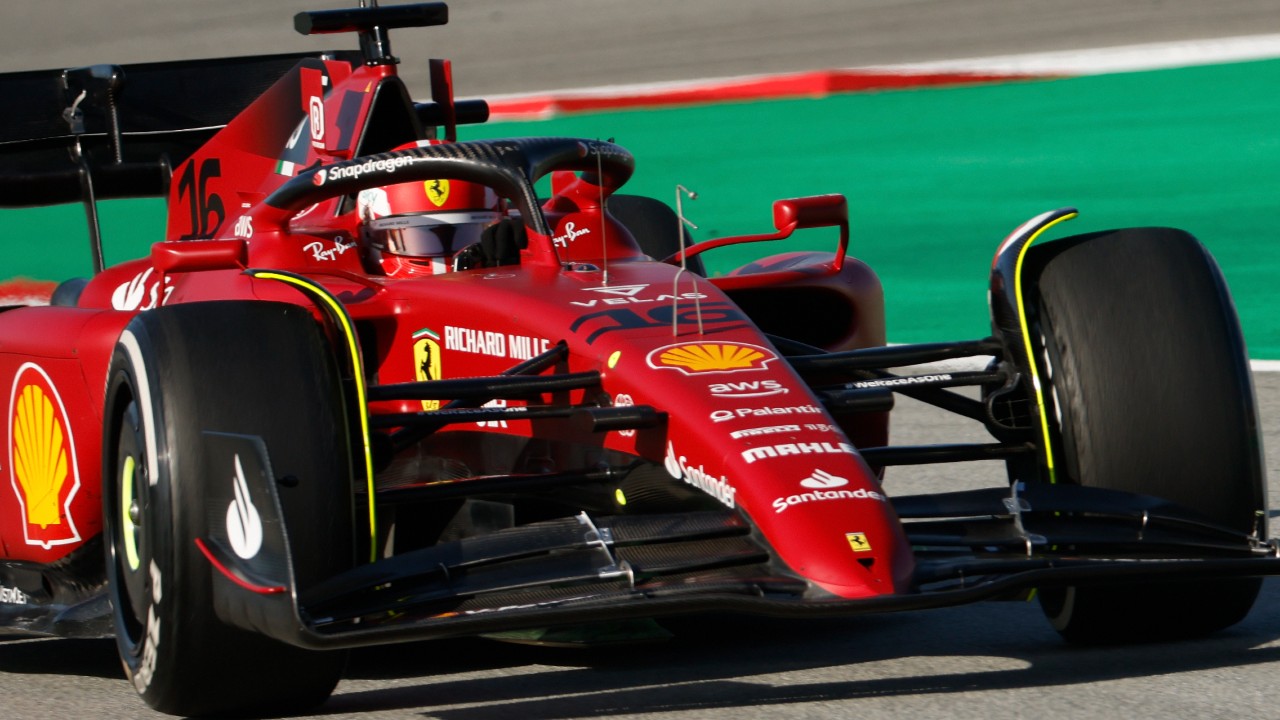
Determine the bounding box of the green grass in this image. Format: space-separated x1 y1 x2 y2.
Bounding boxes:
6 57 1278 354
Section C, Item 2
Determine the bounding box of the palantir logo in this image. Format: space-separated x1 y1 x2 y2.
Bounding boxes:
800 469 849 489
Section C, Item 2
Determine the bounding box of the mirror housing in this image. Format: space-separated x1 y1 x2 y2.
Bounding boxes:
151 239 247 272
774 194 848 232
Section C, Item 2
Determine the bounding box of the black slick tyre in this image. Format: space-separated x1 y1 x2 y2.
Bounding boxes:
1029 228 1265 644
103 301 353 716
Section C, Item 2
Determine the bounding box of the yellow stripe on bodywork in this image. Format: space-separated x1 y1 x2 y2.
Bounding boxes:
248 270 378 562
1011 211 1077 485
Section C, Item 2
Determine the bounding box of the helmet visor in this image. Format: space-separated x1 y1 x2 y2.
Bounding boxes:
367 211 499 258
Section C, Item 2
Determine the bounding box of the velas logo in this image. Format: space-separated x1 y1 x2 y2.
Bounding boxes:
583 284 648 297
8 363 81 549
647 342 776 375
425 179 450 207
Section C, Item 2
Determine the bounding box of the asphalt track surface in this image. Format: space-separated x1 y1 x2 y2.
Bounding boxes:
3 1 1280 718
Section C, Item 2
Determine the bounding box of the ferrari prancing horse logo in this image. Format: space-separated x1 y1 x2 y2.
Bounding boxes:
413 328 442 411
846 532 872 553
424 179 450 207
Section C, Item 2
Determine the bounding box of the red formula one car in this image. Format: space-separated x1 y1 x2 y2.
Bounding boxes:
0 3 1276 717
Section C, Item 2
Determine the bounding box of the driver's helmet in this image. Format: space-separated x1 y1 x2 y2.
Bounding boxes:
357 142 501 277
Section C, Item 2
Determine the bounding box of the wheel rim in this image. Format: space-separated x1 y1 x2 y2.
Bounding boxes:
112 401 151 646
121 455 141 571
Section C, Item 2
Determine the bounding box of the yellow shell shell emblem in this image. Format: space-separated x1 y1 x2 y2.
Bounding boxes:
9 363 81 549
649 342 776 375
14 383 68 528
424 179 450 207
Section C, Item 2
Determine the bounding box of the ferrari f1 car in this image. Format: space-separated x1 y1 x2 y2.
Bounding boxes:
0 3 1276 717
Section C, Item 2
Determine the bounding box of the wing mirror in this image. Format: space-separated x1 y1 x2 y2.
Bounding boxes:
773 194 848 232
151 239 247 272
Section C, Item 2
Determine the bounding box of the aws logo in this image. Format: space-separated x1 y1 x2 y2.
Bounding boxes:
708 379 787 398
647 342 777 375
8 364 81 549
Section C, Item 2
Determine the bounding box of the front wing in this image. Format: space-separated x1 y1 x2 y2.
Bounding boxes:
198 433 1280 649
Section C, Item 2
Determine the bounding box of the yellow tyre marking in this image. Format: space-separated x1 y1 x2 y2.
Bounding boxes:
247 270 378 562
121 455 141 572
1011 211 1077 484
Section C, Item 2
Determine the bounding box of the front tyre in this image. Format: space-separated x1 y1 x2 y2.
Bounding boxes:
1028 228 1265 643
103 301 353 716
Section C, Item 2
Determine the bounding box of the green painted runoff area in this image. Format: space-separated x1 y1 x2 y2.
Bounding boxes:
5 58 1278 356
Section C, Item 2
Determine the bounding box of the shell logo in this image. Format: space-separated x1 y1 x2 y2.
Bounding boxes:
424 179 450 207
8 363 81 549
646 342 777 375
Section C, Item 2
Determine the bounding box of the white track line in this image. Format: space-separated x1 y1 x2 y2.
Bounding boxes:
909 356 1280 374
480 34 1280 108
882 33 1280 75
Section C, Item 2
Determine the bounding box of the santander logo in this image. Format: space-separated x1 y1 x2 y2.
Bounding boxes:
800 468 849 489
664 442 736 508
112 268 173 312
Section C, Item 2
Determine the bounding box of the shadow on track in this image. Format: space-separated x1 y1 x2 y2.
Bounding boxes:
319 579 1280 718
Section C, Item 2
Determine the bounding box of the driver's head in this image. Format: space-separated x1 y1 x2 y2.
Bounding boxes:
357 147 500 277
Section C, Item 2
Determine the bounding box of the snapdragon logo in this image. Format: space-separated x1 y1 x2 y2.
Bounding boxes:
314 155 422 185
664 442 736 508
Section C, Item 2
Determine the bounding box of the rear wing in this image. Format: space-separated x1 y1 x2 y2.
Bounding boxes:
0 3 490 274
0 52 362 208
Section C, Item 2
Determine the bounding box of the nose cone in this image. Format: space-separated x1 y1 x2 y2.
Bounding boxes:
718 446 915 598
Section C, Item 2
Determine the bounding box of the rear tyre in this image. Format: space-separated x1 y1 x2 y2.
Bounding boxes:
1029 228 1264 643
103 301 353 716
609 194 705 275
